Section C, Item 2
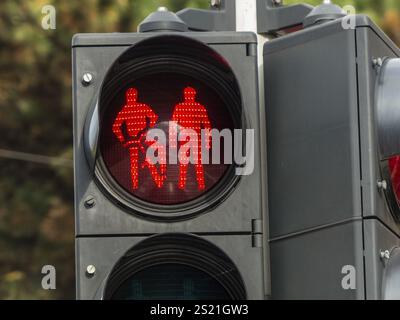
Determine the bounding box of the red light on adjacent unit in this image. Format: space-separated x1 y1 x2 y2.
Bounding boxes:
389 156 400 205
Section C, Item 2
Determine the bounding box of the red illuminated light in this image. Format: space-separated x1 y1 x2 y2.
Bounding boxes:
101 71 234 206
112 87 212 192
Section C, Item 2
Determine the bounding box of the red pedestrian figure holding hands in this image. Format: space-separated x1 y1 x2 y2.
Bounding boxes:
113 88 166 190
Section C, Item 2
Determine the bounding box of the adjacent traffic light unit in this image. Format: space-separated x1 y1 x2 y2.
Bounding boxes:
265 4 400 299
73 8 266 299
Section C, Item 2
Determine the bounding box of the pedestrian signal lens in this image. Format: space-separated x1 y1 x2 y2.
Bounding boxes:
99 73 235 205
111 264 230 300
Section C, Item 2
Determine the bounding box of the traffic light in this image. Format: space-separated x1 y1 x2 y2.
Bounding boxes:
265 3 400 299
72 8 266 300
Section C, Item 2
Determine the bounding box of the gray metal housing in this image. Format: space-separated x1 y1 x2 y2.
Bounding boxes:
72 31 266 299
264 15 400 299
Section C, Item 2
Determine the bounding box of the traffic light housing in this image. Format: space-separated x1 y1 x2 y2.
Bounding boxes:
72 9 266 300
73 1 400 300
265 14 400 299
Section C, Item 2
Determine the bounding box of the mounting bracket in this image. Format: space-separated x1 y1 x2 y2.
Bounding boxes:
176 0 313 34
256 0 313 34
177 0 236 32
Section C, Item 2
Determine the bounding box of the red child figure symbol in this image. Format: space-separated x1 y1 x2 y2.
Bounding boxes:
171 87 212 190
113 88 166 190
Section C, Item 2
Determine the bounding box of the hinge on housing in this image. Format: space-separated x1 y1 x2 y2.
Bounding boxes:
247 43 257 57
252 219 263 248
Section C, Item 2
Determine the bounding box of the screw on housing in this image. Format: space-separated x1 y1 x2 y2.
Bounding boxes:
84 196 95 209
380 250 391 261
373 58 383 69
377 180 388 191
86 265 96 277
82 73 93 86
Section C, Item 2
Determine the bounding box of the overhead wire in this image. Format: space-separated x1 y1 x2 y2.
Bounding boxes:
0 148 73 167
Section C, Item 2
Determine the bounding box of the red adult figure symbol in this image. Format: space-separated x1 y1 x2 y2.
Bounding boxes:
112 88 166 190
171 87 212 190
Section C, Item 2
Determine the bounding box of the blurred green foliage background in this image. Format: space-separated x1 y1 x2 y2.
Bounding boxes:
0 0 399 300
